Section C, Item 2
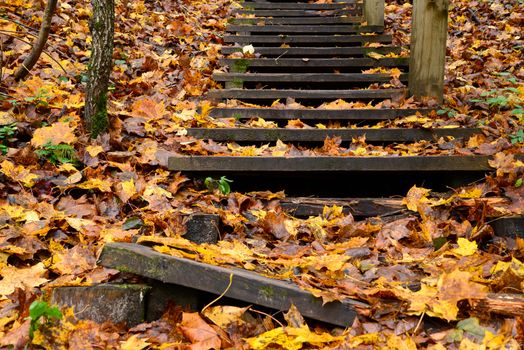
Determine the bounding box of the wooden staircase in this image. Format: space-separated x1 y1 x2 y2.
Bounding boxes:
168 0 489 197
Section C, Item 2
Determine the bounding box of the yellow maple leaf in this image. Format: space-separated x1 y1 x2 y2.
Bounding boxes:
31 122 76 147
452 238 478 257
0 160 38 187
0 263 48 297
403 185 431 212
76 178 112 192
120 335 150 350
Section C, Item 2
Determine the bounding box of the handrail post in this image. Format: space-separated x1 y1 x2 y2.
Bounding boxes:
363 0 385 27
409 0 450 103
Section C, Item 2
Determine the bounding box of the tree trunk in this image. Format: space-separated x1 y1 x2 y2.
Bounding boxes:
84 0 114 138
14 0 57 81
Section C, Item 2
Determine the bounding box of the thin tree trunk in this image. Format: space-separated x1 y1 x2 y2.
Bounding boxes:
14 0 57 81
84 0 114 138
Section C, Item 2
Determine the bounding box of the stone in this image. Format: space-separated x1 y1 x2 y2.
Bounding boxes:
184 213 220 244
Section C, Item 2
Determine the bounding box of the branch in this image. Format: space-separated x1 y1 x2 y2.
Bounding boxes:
13 0 58 81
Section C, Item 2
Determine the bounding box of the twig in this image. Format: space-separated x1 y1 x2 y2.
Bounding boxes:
248 307 285 328
201 273 234 313
14 0 58 81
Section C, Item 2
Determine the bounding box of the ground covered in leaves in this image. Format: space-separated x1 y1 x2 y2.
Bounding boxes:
0 0 523 348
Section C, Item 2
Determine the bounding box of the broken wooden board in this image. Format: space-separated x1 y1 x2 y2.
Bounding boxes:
220 46 402 57
489 217 524 238
98 243 368 326
208 107 429 120
167 155 504 172
186 127 479 143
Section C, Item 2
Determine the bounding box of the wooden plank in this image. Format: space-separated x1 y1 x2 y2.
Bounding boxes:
99 243 367 326
490 217 524 238
208 108 429 120
213 73 408 83
186 128 480 142
226 25 383 34
229 17 363 25
207 88 406 100
223 34 392 45
409 0 449 103
281 197 404 217
364 0 385 27
234 9 360 17
221 46 402 57
242 3 357 10
167 156 498 172
219 58 409 69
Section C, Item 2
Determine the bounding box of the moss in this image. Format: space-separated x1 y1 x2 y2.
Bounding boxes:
90 92 108 138
259 285 275 299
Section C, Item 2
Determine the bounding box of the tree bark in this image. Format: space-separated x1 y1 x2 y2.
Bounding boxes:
14 0 57 81
84 0 114 138
364 0 385 27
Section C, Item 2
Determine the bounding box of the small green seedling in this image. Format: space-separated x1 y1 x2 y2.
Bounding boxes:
0 123 17 155
205 176 233 195
27 300 62 339
510 130 524 144
35 142 80 166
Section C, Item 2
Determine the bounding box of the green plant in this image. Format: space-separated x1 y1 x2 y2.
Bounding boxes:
0 123 17 155
510 130 524 144
232 59 250 73
35 142 80 166
27 300 62 339
205 176 233 195
436 107 457 117
24 88 50 107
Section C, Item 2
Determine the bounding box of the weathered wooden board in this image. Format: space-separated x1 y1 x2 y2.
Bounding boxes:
99 243 368 326
207 88 406 100
234 10 360 17
167 156 498 172
241 3 357 10
51 284 151 327
220 46 402 57
213 73 408 83
186 127 479 142
226 25 383 34
281 197 404 217
229 17 363 25
223 34 392 45
490 217 524 238
219 58 409 69
208 107 430 120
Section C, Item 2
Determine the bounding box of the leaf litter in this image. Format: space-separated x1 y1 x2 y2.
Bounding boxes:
0 0 523 348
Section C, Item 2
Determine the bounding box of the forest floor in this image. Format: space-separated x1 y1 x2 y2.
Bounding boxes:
0 0 523 349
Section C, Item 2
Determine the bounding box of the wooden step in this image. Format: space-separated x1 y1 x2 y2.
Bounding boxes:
219 58 409 70
186 128 480 142
168 156 500 172
221 46 402 57
223 34 392 45
226 25 383 34
281 197 404 217
234 9 361 17
99 242 366 327
208 88 406 101
241 3 358 10
229 17 363 25
208 108 430 120
213 73 408 83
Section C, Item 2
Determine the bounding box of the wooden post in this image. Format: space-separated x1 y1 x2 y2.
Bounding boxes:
409 0 449 103
363 0 385 27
